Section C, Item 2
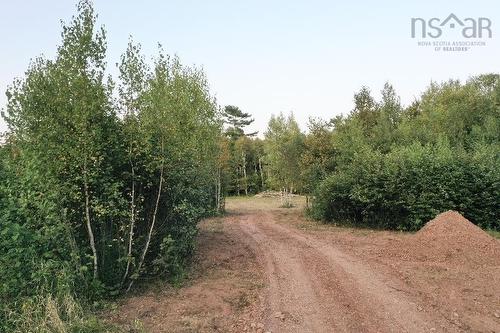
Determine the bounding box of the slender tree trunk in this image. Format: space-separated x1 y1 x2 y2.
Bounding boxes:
83 156 98 280
215 178 219 213
122 151 136 286
236 166 240 196
288 186 292 206
217 168 222 212
254 163 258 191
258 157 264 190
242 152 248 196
127 142 165 292
215 167 221 213
266 168 271 188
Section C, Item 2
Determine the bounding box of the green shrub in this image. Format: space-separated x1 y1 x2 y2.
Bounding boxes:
312 141 499 231
0 1 222 331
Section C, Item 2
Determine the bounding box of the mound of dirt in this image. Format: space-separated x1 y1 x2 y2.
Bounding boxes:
402 211 500 266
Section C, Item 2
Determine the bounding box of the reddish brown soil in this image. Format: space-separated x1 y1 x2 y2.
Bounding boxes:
400 210 500 266
109 197 500 333
108 217 266 332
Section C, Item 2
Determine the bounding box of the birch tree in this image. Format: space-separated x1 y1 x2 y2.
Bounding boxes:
118 38 150 285
264 113 305 206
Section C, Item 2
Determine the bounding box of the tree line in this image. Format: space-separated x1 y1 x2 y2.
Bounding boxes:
307 78 499 231
257 78 499 231
0 1 222 331
223 77 498 232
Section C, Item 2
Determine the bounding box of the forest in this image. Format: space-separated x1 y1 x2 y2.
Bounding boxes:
0 1 498 332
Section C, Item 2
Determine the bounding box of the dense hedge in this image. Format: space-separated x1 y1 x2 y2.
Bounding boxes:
311 142 499 231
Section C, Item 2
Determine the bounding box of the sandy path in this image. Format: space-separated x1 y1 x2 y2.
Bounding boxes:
236 211 456 333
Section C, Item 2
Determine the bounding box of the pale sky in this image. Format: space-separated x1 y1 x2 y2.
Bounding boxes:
1 0 499 135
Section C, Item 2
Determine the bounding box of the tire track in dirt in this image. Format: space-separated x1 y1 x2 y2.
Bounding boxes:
236 211 457 333
239 215 328 332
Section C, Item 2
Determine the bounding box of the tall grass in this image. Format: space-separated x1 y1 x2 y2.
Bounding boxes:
5 293 117 333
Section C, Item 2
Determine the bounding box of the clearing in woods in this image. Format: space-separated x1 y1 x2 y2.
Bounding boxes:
110 196 500 333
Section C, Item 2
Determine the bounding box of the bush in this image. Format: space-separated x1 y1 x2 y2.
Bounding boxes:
0 1 222 331
311 141 500 231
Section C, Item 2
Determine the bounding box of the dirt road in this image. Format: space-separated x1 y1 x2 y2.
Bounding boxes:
111 197 500 333
238 211 436 332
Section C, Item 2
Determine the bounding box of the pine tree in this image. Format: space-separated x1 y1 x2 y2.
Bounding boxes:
222 105 257 139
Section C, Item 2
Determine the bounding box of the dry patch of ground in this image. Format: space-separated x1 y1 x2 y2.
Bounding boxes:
109 196 500 333
107 216 265 332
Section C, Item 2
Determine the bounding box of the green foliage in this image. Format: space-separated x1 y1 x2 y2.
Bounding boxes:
221 106 265 197
0 1 222 331
312 142 499 230
223 105 257 139
300 118 336 194
310 76 500 231
1 1 499 331
264 112 305 192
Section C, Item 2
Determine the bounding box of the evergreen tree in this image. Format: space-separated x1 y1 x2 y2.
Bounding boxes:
222 105 257 139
